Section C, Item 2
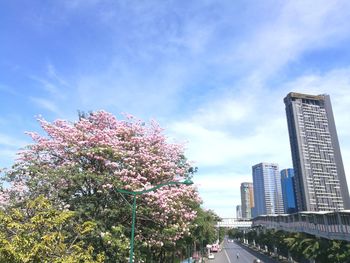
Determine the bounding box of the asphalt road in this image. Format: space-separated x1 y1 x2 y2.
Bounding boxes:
208 239 279 263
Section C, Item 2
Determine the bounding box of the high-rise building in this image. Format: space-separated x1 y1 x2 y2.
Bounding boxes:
284 92 350 211
252 163 284 216
240 182 254 219
236 205 242 219
280 168 297 213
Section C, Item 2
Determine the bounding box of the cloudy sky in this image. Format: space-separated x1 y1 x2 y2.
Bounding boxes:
1 1 350 217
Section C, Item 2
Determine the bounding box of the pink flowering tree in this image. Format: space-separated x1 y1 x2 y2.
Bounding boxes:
0 170 27 209
0 189 8 209
5 111 200 261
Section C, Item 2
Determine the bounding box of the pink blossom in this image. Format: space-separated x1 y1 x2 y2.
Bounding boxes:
11 111 200 246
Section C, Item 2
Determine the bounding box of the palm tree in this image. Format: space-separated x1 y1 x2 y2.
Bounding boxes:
296 235 329 263
326 240 350 263
284 232 305 261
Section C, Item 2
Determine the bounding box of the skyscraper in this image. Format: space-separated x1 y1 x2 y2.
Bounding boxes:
240 182 254 219
280 168 297 213
284 92 350 211
252 163 284 216
236 205 242 219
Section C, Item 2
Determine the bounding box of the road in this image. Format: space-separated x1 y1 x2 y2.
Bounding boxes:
209 239 280 263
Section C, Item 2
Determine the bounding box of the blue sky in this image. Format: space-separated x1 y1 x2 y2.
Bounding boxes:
1 0 350 217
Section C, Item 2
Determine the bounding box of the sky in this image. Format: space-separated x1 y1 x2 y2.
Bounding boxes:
1 0 350 218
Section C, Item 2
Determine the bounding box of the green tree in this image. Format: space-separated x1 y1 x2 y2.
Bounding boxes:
227 228 243 240
245 227 350 263
326 240 350 263
192 208 220 248
0 196 105 263
299 236 325 262
284 232 304 260
148 207 220 262
4 111 200 262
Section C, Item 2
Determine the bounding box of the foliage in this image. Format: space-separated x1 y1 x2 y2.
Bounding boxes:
227 228 243 240
3 111 200 261
0 196 104 263
327 240 350 263
193 208 221 245
243 228 350 263
136 206 220 262
185 208 221 256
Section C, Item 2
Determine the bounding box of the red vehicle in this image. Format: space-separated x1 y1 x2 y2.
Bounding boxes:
210 244 219 252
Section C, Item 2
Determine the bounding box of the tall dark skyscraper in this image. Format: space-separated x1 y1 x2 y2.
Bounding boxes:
280 168 297 213
284 92 350 211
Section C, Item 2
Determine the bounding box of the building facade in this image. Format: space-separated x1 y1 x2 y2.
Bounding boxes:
252 163 284 216
240 182 254 219
236 205 242 219
284 92 350 211
280 168 297 213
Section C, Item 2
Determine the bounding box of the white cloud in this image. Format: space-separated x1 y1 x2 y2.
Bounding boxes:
74 59 193 119
0 133 29 168
170 101 291 169
167 65 350 217
0 133 28 149
281 68 350 136
196 173 248 191
29 76 65 100
169 93 292 218
194 96 254 127
30 97 61 115
47 63 71 88
195 173 248 218
5 0 350 218
43 1 350 218
224 1 350 78
0 149 18 165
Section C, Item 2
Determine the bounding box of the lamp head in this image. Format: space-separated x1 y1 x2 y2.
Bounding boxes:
182 178 194 185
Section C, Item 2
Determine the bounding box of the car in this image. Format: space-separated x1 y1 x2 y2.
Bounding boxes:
208 253 215 259
227 239 233 243
210 243 219 252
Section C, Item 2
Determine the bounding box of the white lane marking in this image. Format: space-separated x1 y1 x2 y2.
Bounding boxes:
224 247 232 263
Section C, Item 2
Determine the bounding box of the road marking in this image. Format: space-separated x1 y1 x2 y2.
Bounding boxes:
224 248 232 263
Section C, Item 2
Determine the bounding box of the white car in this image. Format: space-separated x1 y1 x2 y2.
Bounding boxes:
208 253 215 259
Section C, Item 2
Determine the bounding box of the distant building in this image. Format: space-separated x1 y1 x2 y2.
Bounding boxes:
280 168 297 213
240 182 254 219
236 205 242 219
284 92 350 211
252 162 284 216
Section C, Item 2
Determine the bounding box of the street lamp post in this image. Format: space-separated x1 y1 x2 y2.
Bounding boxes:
117 179 194 263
